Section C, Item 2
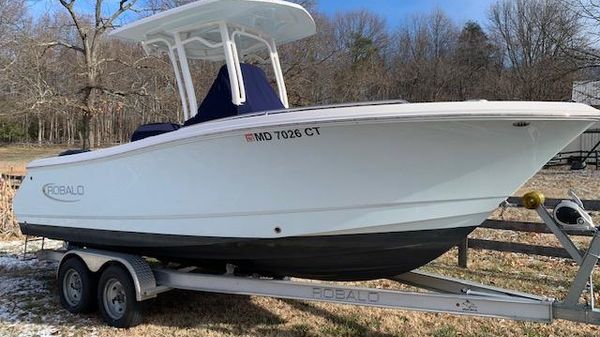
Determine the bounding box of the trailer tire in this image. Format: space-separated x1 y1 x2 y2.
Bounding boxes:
58 257 96 313
97 265 143 328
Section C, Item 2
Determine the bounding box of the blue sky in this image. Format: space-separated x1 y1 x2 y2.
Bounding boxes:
317 0 496 29
27 0 497 29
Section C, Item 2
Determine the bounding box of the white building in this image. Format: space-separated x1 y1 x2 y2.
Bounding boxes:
561 81 600 153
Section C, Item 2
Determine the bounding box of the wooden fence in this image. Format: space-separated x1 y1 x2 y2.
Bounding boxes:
457 196 600 268
0 173 24 189
545 150 600 169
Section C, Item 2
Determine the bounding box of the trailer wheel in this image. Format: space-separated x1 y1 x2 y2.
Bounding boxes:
58 257 96 313
97 265 142 328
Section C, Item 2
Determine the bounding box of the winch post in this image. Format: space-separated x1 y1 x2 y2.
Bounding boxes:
524 191 599 311
522 191 584 264
563 232 600 306
535 205 584 264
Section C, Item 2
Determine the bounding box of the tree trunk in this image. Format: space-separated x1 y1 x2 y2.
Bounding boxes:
37 115 42 145
81 113 92 150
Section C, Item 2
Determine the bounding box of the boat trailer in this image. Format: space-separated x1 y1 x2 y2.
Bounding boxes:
37 191 600 328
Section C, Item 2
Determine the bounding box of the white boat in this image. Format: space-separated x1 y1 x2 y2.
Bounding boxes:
13 0 600 280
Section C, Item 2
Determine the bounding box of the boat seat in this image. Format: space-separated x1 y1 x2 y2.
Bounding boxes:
131 122 181 142
184 63 284 126
58 149 91 156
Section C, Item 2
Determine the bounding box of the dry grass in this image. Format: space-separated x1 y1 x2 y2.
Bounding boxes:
0 144 69 175
0 178 19 238
1 146 600 336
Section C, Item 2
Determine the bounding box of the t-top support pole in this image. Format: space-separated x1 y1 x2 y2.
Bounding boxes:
142 39 190 122
174 32 198 120
269 38 289 108
220 22 246 106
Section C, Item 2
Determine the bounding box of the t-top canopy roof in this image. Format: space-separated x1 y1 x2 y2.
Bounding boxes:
110 0 316 60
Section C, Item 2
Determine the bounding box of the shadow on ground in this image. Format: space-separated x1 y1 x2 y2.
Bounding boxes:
144 289 398 336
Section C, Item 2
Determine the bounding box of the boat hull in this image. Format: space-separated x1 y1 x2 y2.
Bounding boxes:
21 222 476 280
14 101 599 280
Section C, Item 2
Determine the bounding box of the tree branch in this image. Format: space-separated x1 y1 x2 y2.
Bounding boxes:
58 0 87 43
99 0 139 32
39 41 85 54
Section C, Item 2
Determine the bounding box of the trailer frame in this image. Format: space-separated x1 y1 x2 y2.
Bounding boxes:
36 194 600 328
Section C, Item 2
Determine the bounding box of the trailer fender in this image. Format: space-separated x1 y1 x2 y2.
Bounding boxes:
59 248 158 301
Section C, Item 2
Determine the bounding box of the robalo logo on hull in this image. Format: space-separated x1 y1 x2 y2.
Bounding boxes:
42 183 85 202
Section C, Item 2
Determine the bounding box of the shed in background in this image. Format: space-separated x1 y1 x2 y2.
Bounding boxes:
561 81 600 153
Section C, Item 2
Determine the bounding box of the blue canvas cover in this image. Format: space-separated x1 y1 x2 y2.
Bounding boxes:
130 122 181 142
184 64 284 126
58 149 90 156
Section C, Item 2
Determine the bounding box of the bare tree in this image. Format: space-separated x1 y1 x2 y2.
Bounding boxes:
43 0 142 149
563 1 600 81
0 0 26 47
2 0 597 147
391 10 458 102
0 0 30 142
489 0 584 100
279 13 339 106
453 21 500 100
0 0 27 88
333 10 390 102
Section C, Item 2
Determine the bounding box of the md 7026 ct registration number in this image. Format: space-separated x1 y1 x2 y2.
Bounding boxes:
245 127 321 142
